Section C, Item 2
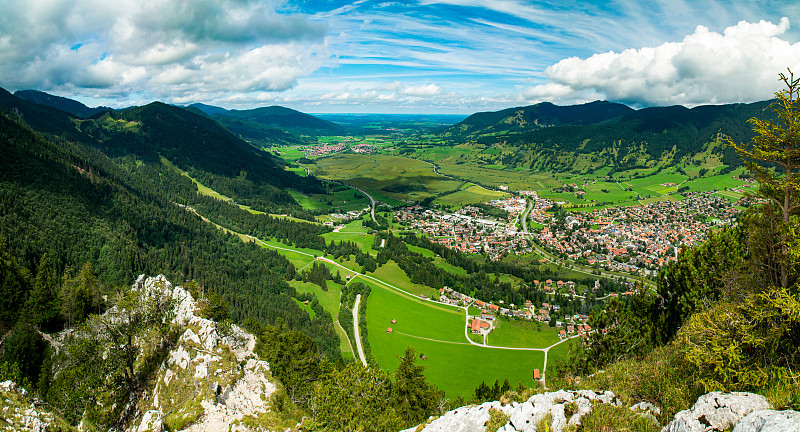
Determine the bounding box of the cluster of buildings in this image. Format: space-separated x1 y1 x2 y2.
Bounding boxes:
533 191 740 276
394 204 528 261
434 286 593 344
350 143 376 154
302 143 347 157
485 197 526 217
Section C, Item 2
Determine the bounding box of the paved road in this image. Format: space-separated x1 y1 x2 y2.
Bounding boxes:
353 294 368 367
349 185 376 223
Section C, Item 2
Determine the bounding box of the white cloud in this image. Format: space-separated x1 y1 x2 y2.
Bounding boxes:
522 17 800 106
401 83 442 97
0 0 328 103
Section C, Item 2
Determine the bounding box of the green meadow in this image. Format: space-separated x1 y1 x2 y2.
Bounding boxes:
487 317 561 348
362 278 545 397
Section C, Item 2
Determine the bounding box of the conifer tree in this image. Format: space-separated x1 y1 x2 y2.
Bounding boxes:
392 347 442 424
727 69 800 289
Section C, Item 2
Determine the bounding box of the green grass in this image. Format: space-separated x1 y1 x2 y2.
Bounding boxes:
406 244 435 258
290 280 341 319
363 278 545 397
253 238 319 268
487 317 560 348
293 298 317 319
545 339 573 378
309 154 464 204
436 185 510 207
370 261 439 298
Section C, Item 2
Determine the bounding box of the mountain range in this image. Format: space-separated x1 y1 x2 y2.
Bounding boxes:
435 99 775 174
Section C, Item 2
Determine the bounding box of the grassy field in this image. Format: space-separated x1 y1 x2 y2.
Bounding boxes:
292 298 317 319
289 187 371 213
308 154 464 203
290 280 341 319
436 185 510 207
545 340 574 377
487 317 561 348
370 261 439 298
436 161 559 191
363 278 545 397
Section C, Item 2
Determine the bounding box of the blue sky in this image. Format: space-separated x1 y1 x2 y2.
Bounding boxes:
1 0 799 113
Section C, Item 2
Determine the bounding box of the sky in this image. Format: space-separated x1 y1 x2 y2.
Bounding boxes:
1 0 800 113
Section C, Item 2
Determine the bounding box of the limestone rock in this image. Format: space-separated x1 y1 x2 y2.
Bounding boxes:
137 410 164 432
661 392 771 432
128 275 278 432
732 409 800 432
403 389 637 432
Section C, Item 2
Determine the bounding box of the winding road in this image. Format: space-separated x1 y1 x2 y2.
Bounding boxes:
353 294 368 367
351 186 377 223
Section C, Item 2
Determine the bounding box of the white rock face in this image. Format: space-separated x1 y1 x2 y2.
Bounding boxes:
732 409 800 432
0 381 55 432
661 392 772 432
403 389 635 432
128 275 277 432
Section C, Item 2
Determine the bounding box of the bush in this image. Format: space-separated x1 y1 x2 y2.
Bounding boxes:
678 287 800 392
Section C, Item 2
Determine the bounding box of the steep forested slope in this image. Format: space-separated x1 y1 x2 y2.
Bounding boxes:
190 103 346 146
436 99 776 173
14 89 108 118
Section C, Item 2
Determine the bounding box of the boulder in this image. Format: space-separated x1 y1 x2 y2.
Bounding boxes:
732 409 800 432
661 392 771 432
137 410 164 432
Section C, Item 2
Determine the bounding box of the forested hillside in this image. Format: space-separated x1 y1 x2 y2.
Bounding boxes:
190 103 346 146
14 89 108 118
0 98 342 392
434 99 776 174
548 77 800 423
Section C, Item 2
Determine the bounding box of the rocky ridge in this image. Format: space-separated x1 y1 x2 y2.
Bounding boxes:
0 380 65 431
129 275 280 432
404 390 800 432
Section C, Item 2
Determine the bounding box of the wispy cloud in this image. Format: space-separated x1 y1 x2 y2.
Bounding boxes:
2 0 799 112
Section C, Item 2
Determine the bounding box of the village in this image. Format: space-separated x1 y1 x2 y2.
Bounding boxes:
530 191 745 276
394 197 530 261
301 141 378 157
434 286 594 345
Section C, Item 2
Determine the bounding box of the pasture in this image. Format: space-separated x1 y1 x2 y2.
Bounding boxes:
487 317 561 349
362 278 546 397
309 154 463 203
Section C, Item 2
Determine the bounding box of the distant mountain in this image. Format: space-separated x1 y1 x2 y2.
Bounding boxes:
435 99 775 174
14 89 109 118
190 103 346 145
446 100 635 136
0 88 324 208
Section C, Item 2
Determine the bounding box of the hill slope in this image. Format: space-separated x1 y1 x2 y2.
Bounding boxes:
435 99 775 174
14 89 109 118
190 103 346 145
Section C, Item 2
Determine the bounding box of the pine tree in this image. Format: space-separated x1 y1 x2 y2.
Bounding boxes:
727 69 800 289
28 254 61 331
393 347 442 424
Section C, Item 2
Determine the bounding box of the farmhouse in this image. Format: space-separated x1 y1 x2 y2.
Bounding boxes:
470 319 490 334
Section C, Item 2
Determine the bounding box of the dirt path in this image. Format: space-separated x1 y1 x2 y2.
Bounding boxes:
353 294 368 367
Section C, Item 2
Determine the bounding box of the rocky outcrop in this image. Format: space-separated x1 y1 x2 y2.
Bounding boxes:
661 392 771 432
127 275 279 432
732 409 800 432
404 390 800 432
0 381 60 431
402 389 653 432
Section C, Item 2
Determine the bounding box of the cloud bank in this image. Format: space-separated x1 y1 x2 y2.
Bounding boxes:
0 0 328 104
522 17 800 107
